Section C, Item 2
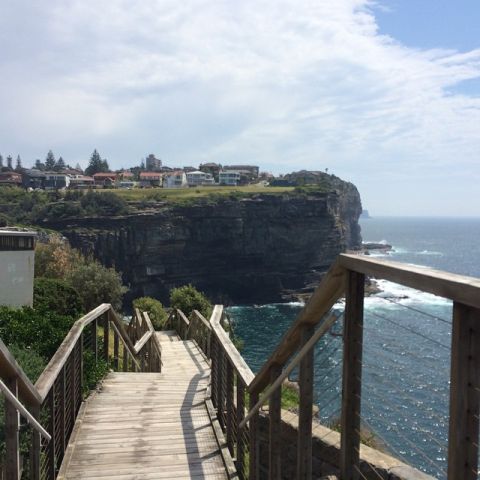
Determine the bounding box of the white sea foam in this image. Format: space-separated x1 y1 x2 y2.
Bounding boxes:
366 279 451 308
415 250 444 256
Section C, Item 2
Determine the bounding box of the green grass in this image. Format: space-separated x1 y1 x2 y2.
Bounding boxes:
99 185 294 203
281 384 300 410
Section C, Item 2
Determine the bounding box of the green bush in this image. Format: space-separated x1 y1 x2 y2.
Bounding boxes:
67 261 127 312
80 191 128 216
169 284 213 319
133 297 167 330
34 277 83 318
0 306 75 358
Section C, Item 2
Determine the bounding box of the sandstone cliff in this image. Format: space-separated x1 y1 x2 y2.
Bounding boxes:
43 187 362 305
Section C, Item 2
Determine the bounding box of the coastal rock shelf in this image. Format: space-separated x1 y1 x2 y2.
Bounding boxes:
45 190 362 304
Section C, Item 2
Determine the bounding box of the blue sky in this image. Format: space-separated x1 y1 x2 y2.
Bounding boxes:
0 0 479 216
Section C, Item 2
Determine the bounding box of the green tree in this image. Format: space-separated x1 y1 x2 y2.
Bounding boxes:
169 285 213 319
45 150 56 170
34 236 85 279
34 159 45 171
133 297 167 330
67 261 127 312
15 155 22 172
0 154 3 168
55 156 66 172
34 277 83 318
85 149 109 176
6 155 13 170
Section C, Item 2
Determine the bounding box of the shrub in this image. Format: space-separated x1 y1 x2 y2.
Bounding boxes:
35 236 84 279
34 277 83 318
133 297 167 330
80 191 128 216
169 284 213 319
67 261 127 312
0 306 75 358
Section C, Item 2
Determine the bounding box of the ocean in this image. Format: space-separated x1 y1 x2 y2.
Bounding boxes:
227 217 480 478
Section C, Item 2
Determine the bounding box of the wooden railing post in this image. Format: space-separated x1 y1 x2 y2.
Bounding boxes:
269 364 282 480
30 404 41 480
447 302 480 480
91 318 98 362
5 376 20 480
103 313 110 362
236 380 246 479
211 336 218 407
59 366 66 458
297 324 314 480
48 387 56 480
340 270 365 480
113 330 119 370
226 360 234 455
249 391 260 480
217 348 225 429
78 334 84 405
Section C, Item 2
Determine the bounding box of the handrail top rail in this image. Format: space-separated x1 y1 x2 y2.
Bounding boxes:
0 338 42 406
190 310 212 330
249 260 346 394
176 309 190 326
339 253 480 308
250 253 480 395
35 303 112 401
210 305 255 386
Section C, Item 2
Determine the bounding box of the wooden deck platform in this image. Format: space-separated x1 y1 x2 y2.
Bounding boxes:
58 331 231 479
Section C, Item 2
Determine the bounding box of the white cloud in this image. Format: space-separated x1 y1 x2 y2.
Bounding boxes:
0 0 479 214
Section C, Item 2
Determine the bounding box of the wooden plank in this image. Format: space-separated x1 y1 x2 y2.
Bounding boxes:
268 365 282 480
447 302 480 480
297 324 314 480
211 305 255 387
340 270 365 480
249 261 346 394
249 391 259 480
113 330 119 370
5 376 20 480
339 253 480 309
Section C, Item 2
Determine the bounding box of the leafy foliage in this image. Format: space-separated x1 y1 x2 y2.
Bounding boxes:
0 306 75 358
34 277 83 318
35 236 84 279
67 261 127 312
80 191 128 216
133 297 168 330
169 284 213 319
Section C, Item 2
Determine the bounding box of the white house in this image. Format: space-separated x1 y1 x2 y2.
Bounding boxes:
164 171 188 188
219 171 241 186
186 171 215 186
0 230 36 307
44 172 71 190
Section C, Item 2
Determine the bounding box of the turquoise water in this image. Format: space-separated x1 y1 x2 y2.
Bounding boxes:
228 217 480 478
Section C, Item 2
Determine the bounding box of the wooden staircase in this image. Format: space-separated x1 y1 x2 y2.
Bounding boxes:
58 331 232 479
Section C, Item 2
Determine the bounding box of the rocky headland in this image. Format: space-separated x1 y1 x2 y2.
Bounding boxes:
41 184 362 305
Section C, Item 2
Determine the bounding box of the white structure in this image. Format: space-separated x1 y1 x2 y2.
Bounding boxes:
164 171 188 188
186 171 215 186
0 230 36 307
44 172 71 189
219 171 241 186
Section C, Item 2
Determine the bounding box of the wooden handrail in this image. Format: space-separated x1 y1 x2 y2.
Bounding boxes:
338 253 480 308
191 309 212 331
239 313 338 429
249 259 346 394
0 338 41 407
211 305 255 387
143 312 163 364
134 330 152 353
35 303 111 401
0 378 51 441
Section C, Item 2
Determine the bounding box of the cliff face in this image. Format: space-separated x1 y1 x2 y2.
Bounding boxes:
44 188 362 305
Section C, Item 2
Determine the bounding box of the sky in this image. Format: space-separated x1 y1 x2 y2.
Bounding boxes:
0 1 479 216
